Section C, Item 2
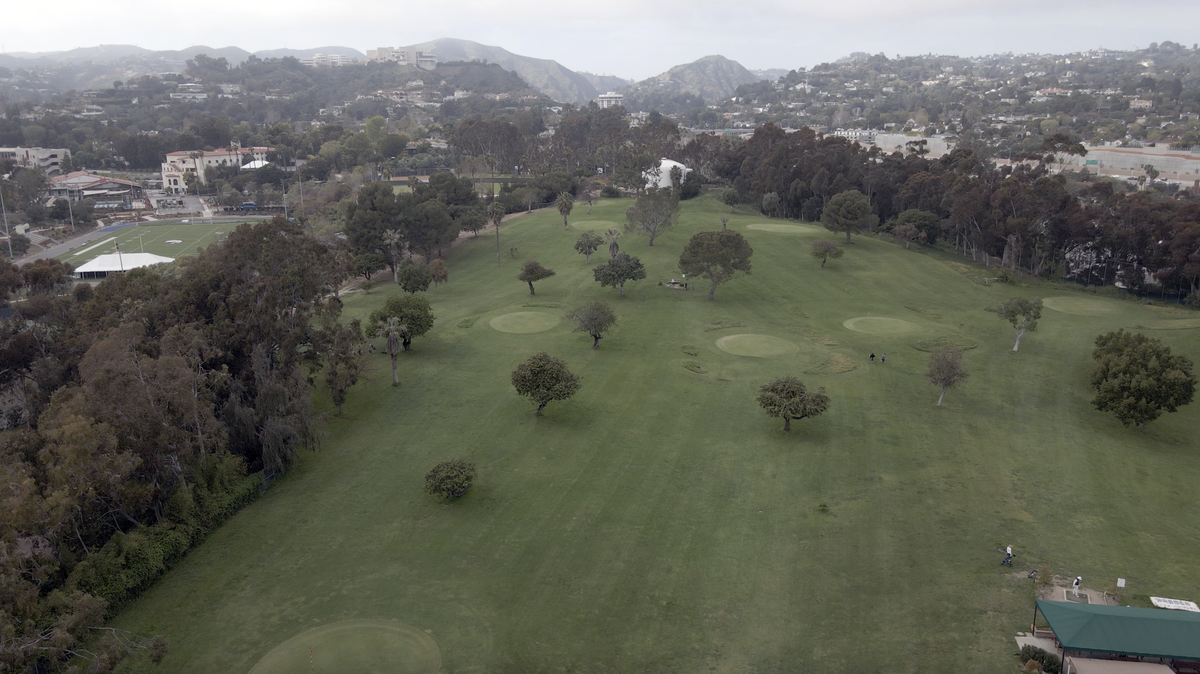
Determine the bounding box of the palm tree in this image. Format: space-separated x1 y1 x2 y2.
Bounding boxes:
556 192 574 229
487 201 506 265
377 317 406 385
383 229 403 283
605 228 621 258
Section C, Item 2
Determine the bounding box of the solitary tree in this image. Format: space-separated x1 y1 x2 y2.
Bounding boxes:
1091 329 1196 430
574 230 603 263
926 346 969 406
756 376 830 431
382 228 404 283
722 188 740 212
425 459 476 499
997 297 1043 352
376 316 404 385
625 187 680 246
810 239 844 267
821 189 879 243
605 228 622 257
579 181 596 213
396 258 432 293
593 252 646 296
428 258 448 291
556 191 575 229
511 352 581 414
368 293 435 352
566 300 618 347
487 201 506 265
517 259 556 295
678 230 753 300
891 223 926 249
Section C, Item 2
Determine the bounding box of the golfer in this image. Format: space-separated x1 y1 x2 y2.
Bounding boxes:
1002 545 1013 565
1073 576 1082 596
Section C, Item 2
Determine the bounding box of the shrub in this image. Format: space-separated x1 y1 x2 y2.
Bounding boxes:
600 185 621 198
1017 645 1061 674
425 459 477 499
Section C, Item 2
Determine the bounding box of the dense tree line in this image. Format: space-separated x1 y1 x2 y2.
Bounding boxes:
0 218 359 673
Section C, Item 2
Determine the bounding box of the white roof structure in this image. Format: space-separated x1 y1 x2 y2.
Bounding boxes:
645 158 691 190
74 252 175 277
241 159 270 170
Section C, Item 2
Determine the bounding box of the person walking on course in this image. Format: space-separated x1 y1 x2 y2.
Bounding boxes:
881 353 886 364
870 352 876 362
1073 576 1082 597
1002 545 1013 565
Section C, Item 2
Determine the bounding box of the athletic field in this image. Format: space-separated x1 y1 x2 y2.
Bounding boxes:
111 195 1200 673
59 221 240 265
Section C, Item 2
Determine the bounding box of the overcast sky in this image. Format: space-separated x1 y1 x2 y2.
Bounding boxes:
4 0 1199 80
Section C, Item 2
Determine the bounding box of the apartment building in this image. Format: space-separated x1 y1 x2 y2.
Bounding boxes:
0 147 71 175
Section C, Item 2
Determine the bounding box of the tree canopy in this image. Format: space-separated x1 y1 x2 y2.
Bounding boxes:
593 252 646 296
566 301 618 347
756 376 830 431
368 293 435 351
997 297 1043 352
810 240 844 267
678 230 754 300
821 189 878 243
625 187 680 246
574 230 604 263
517 259 556 295
1091 329 1196 430
511 352 581 414
926 346 969 406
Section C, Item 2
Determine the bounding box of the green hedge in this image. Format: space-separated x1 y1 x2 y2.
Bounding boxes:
67 470 263 611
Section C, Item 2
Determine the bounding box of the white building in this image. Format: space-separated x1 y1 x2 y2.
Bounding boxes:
597 92 624 109
300 53 357 68
160 146 273 194
644 158 691 190
366 47 437 70
0 147 71 175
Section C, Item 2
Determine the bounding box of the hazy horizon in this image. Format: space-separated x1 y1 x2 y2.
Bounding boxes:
4 0 1199 80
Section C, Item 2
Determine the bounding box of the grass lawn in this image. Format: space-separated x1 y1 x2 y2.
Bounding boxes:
58 221 239 264
112 194 1200 673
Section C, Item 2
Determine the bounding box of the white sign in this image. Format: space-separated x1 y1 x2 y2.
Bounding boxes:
1117 578 1126 588
1150 596 1200 612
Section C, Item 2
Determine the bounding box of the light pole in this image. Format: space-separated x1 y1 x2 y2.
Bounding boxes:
0 182 12 259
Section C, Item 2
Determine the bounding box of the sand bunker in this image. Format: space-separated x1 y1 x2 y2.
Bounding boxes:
489 312 559 333
715 334 799 357
570 220 619 231
745 223 820 234
1042 296 1115 316
248 620 441 674
842 317 923 336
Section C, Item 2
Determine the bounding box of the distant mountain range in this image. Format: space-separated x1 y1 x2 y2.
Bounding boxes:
0 40 773 105
0 44 364 66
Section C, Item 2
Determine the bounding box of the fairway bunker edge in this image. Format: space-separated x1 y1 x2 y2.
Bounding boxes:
247 619 440 674
841 316 923 336
488 311 560 334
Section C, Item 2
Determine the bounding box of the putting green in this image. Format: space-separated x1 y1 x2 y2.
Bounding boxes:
489 312 559 334
1144 318 1200 330
1042 296 1116 316
570 220 619 231
247 620 440 674
715 334 799 357
745 223 820 234
842 317 923 336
